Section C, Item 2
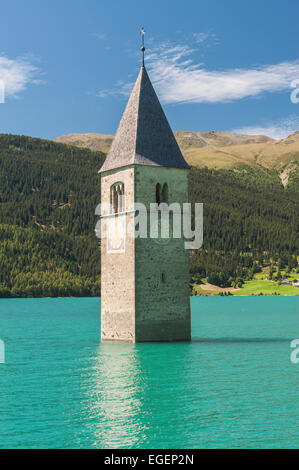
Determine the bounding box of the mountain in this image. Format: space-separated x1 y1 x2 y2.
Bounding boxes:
55 133 114 154
174 131 274 149
0 133 298 297
55 130 274 153
55 130 299 188
177 131 299 181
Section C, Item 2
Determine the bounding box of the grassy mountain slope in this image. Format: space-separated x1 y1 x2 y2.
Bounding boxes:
0 133 298 297
55 130 275 155
55 130 299 185
55 133 114 154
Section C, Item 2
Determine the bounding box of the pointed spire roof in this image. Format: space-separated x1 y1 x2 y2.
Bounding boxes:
99 66 190 173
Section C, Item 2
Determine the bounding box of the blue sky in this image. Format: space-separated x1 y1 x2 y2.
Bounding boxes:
0 0 299 140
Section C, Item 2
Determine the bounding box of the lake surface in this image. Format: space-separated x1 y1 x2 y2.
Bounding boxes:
0 297 298 449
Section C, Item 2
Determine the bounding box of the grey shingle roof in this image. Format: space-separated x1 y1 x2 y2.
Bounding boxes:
99 66 190 173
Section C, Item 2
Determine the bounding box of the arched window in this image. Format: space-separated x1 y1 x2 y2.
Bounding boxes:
156 183 161 204
110 182 125 214
162 183 168 203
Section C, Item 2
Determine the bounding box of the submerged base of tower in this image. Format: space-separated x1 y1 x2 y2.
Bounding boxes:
101 315 191 343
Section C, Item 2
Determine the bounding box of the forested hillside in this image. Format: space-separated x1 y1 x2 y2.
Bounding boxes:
0 134 104 297
0 134 298 297
189 167 298 287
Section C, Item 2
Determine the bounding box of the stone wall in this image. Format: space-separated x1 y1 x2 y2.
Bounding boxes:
100 166 136 342
100 165 191 342
134 166 191 342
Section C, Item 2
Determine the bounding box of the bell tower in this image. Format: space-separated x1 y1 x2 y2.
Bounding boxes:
99 38 191 342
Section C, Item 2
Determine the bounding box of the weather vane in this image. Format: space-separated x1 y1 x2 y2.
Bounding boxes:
140 28 146 67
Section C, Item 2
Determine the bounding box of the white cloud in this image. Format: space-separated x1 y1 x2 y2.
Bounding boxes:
146 43 299 104
192 32 219 46
193 32 211 43
0 55 40 100
94 80 134 99
90 32 107 41
232 115 299 140
95 37 299 105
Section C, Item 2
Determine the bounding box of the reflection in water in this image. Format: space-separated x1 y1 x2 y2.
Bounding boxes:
84 342 147 448
83 341 200 449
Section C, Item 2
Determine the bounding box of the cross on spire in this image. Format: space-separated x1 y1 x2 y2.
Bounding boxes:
140 28 146 67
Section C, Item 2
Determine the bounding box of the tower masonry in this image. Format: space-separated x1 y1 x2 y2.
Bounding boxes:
99 63 191 342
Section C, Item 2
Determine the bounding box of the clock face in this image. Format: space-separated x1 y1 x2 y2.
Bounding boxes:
107 215 126 253
150 219 173 246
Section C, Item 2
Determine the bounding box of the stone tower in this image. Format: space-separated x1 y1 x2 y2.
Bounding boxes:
99 64 191 342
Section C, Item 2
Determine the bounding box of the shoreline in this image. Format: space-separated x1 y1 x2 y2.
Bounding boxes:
0 294 298 300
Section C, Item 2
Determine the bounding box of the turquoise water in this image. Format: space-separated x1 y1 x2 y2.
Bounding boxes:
0 297 298 449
